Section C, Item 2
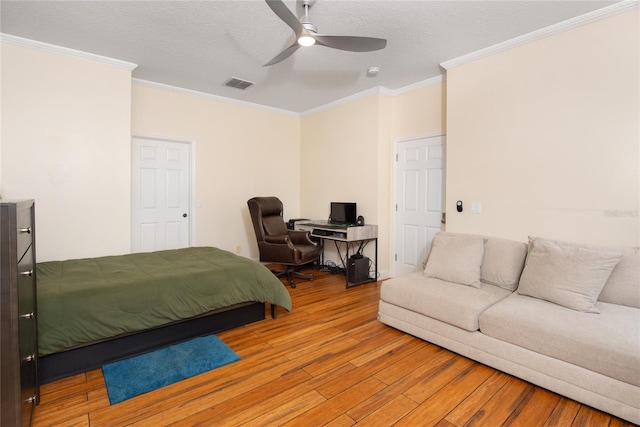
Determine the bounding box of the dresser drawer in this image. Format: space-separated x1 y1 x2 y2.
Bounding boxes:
16 204 34 261
20 367 36 427
17 247 35 318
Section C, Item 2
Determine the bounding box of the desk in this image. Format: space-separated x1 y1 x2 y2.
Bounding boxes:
295 221 378 288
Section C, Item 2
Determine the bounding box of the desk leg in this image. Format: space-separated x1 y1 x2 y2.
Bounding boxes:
345 243 350 287
375 238 378 282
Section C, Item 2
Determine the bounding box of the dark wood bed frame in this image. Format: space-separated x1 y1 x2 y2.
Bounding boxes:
39 302 278 384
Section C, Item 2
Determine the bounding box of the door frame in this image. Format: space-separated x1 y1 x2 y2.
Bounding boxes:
131 133 196 251
391 131 446 278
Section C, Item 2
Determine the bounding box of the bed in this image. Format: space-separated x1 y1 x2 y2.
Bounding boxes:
36 246 292 383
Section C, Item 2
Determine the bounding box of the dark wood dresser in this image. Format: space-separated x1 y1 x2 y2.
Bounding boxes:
1 200 39 427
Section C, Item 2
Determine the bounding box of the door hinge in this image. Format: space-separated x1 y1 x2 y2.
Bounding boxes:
396 153 398 161
394 254 397 261
395 204 398 211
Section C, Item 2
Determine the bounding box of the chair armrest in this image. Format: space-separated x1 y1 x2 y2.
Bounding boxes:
288 230 319 246
259 239 299 263
265 235 290 244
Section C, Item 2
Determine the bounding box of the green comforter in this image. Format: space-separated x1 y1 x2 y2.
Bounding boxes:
36 247 291 356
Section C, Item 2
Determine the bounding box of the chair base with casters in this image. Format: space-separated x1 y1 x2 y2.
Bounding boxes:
270 264 315 288
247 197 322 288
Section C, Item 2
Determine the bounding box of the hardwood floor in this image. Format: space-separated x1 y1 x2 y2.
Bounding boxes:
33 269 634 427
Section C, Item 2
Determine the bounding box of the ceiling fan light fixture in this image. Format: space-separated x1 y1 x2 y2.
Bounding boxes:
298 34 315 47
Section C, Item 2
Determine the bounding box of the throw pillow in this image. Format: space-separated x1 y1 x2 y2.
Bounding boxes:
423 233 485 288
517 237 622 313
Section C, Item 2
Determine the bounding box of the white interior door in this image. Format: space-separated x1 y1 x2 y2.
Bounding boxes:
394 135 444 276
132 137 191 253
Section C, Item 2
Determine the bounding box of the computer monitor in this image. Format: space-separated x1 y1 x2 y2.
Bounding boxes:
330 202 357 225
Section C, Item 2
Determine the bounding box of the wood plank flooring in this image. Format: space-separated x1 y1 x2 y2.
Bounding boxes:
32 269 635 426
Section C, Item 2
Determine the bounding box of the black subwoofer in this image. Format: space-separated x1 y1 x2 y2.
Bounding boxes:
347 256 370 284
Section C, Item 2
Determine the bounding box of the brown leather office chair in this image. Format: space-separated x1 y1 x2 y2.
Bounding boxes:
247 197 321 288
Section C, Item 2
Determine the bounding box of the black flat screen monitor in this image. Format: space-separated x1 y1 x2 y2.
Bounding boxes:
330 202 357 225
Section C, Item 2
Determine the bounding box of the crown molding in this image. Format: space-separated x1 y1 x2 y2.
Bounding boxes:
301 75 445 116
301 86 386 116
132 79 300 118
0 33 138 70
389 75 445 96
441 0 638 70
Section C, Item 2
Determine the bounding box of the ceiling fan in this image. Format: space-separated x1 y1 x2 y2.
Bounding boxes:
264 0 387 66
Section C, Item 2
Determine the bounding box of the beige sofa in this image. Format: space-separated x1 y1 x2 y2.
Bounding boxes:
378 232 640 424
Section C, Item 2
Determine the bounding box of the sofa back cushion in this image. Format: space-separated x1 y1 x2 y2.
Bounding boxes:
518 237 622 313
481 237 528 291
425 232 527 291
423 233 485 288
520 237 639 309
598 247 640 308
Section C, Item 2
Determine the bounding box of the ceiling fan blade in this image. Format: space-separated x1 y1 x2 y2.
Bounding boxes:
265 0 302 37
313 35 387 52
264 41 300 66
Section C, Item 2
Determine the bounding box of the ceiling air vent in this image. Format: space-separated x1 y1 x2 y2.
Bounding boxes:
224 77 254 90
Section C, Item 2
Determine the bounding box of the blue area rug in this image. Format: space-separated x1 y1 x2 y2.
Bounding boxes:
102 334 240 404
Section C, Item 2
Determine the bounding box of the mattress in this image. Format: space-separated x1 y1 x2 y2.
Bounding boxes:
36 246 292 355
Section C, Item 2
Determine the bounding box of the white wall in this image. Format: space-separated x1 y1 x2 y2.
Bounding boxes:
1 41 134 261
131 83 301 259
445 8 639 247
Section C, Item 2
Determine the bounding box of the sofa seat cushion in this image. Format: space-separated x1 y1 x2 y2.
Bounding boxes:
380 272 512 332
479 293 640 387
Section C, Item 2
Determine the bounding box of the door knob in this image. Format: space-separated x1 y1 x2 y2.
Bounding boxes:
183 213 188 218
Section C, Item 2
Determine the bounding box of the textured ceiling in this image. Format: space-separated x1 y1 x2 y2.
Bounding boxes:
0 0 620 113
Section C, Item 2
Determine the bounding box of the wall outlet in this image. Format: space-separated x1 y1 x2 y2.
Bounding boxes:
234 245 241 254
469 202 482 214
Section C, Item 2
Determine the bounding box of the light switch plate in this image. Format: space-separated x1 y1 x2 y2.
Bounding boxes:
470 202 482 214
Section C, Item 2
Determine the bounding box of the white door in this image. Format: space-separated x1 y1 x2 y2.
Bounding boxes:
132 137 191 253
394 136 444 276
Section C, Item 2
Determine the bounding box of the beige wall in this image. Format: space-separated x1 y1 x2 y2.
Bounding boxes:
0 42 301 262
391 81 446 141
1 41 133 261
300 95 385 269
300 95 381 221
445 8 639 247
300 82 446 276
4 5 631 268
131 84 301 259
